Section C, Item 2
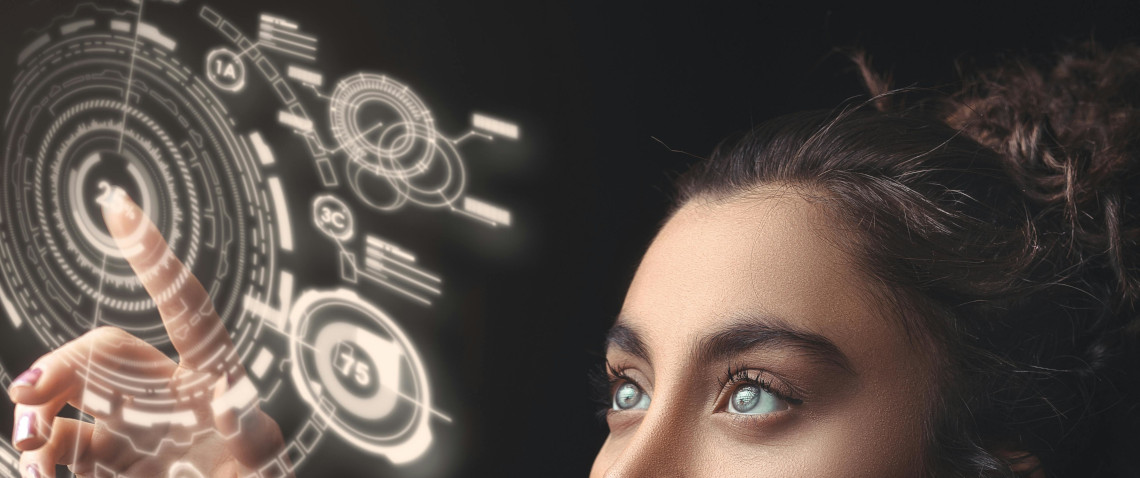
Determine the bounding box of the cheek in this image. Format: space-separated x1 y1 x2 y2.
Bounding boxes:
702 420 924 478
591 421 925 478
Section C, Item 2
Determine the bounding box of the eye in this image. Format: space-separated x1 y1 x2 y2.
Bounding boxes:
612 382 651 411
726 384 790 415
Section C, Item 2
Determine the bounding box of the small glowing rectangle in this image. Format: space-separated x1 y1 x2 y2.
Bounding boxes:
138 22 177 51
277 110 312 133
0 288 22 328
110 20 131 33
17 34 50 65
250 347 274 379
263 28 318 45
60 19 96 35
267 177 294 251
275 270 294 328
243 295 273 321
260 14 299 30
365 236 416 263
260 42 318 62
464 197 512 226
82 389 111 415
199 7 222 26
211 376 258 417
249 132 275 166
287 65 323 87
123 407 197 427
472 113 520 140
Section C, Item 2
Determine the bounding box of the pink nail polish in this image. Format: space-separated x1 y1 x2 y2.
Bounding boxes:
13 412 35 445
24 464 40 478
11 368 41 389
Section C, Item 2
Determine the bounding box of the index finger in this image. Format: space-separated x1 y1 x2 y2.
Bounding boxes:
100 189 236 372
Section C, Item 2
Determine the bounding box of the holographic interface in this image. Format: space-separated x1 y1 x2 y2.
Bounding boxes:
0 1 520 476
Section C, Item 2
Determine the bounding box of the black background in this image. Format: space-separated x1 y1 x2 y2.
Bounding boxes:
1 0 1137 476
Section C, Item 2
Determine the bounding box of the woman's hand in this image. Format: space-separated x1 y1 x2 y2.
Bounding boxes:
7 190 286 477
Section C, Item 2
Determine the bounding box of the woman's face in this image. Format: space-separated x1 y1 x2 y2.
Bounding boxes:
591 188 934 477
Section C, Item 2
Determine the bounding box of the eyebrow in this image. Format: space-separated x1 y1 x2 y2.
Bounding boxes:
697 317 855 375
605 315 855 375
604 322 650 361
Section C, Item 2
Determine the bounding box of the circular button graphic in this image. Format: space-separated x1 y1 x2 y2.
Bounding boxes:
288 289 434 464
312 194 355 242
205 48 246 92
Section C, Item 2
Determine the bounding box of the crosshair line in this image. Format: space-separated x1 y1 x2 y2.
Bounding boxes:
117 0 146 153
74 252 107 466
294 338 452 423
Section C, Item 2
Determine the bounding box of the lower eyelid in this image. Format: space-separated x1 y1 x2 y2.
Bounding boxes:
716 408 797 436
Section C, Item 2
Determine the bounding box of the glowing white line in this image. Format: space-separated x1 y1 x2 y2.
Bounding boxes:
363 257 441 294
259 41 317 61
259 32 317 52
452 207 498 227
260 27 319 45
259 14 299 30
365 235 415 262
117 0 146 153
75 253 107 465
358 270 432 306
454 130 494 145
0 445 17 468
366 252 442 283
17 34 49 65
294 338 451 422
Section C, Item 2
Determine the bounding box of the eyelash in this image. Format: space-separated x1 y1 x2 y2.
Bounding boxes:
595 362 806 421
717 366 805 408
593 362 638 419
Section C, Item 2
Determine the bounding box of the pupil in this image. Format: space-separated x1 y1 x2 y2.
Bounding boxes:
734 386 759 412
616 384 640 409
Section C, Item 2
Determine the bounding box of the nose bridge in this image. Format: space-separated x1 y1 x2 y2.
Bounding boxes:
602 394 694 478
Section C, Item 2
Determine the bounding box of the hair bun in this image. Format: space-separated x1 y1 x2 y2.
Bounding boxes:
943 43 1140 305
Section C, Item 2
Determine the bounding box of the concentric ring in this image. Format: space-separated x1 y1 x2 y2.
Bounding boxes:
0 16 277 369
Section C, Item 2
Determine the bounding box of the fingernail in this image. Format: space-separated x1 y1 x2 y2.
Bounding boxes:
13 412 36 445
10 368 42 389
24 464 40 478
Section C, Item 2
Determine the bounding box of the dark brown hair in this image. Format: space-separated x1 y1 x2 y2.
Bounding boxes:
674 44 1140 477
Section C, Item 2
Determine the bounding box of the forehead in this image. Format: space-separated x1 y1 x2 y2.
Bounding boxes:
621 188 906 372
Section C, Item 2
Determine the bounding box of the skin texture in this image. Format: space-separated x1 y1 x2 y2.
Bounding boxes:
592 187 935 477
